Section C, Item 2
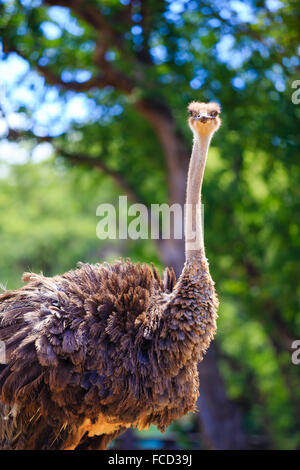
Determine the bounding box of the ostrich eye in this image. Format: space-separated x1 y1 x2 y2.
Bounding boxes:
210 110 218 117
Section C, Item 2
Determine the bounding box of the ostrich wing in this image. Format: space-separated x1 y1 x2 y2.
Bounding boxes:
0 261 170 449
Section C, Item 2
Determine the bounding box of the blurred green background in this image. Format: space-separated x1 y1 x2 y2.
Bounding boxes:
0 0 299 450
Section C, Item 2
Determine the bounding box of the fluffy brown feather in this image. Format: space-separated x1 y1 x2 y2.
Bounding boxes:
0 257 217 449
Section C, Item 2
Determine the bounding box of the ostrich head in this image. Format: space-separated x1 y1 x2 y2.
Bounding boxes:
188 101 221 136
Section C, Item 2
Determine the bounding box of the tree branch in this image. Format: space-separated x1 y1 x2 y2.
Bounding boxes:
38 68 109 92
93 36 135 93
44 0 154 68
2 41 110 92
58 149 143 204
5 128 143 204
45 0 126 56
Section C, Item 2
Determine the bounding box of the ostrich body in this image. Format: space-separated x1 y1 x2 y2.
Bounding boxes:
0 102 221 450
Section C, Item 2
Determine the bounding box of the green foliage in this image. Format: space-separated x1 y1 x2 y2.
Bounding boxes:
0 0 300 449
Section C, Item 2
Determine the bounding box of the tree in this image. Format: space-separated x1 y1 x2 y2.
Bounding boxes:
1 0 299 449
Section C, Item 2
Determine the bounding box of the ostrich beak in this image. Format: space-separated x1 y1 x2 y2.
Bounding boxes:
195 113 210 123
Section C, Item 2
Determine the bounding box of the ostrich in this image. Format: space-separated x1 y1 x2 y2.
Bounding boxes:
0 101 221 450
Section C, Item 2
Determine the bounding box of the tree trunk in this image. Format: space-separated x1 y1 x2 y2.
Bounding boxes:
197 346 248 449
137 101 249 449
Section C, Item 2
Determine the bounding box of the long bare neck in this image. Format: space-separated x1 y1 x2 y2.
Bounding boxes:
185 133 212 261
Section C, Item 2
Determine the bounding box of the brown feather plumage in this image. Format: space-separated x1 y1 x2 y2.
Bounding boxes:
0 257 218 449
